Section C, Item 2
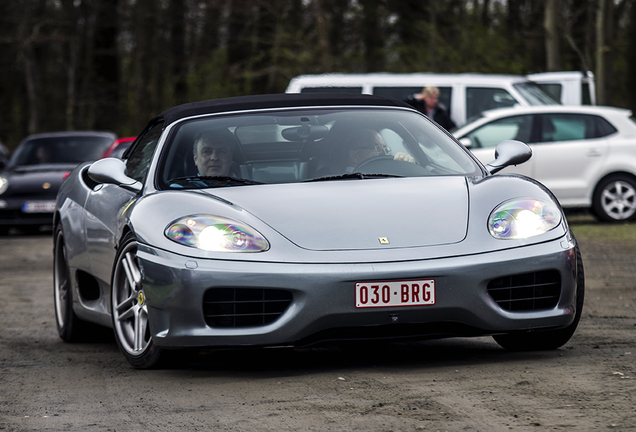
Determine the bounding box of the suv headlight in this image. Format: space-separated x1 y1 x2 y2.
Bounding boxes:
165 215 269 252
488 198 561 239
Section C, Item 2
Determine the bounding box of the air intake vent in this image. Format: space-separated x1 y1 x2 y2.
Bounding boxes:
203 288 293 328
487 270 561 312
81 168 100 190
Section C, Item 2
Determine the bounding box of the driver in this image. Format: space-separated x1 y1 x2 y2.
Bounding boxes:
345 129 414 172
193 129 235 177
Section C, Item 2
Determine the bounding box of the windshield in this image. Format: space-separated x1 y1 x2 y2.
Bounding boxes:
158 107 482 190
10 135 113 167
514 82 560 105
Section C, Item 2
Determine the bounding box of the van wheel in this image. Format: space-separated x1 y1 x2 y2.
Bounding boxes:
592 175 636 222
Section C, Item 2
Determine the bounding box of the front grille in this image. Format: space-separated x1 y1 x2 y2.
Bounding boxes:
487 270 561 312
203 288 293 328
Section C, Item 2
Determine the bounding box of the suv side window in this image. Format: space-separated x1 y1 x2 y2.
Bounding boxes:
126 120 164 182
466 87 517 120
465 114 534 148
538 114 615 142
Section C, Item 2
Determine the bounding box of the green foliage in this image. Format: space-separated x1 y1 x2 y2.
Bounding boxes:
0 0 635 144
568 212 636 242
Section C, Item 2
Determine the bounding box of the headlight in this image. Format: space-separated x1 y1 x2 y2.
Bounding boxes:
0 176 8 195
165 215 269 252
488 198 561 239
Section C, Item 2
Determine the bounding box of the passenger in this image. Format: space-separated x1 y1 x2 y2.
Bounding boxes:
193 129 235 177
344 129 414 172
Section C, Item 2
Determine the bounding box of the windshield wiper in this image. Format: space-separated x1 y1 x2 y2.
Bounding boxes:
305 172 402 182
168 175 264 188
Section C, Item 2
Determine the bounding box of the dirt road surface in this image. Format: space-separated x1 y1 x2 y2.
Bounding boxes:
1 217 635 431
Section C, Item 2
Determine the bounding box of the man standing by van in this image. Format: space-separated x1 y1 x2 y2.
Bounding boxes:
407 86 456 131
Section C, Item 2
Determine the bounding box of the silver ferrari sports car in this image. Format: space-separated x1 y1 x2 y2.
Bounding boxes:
54 94 584 369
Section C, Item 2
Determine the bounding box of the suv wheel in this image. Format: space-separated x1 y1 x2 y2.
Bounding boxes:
592 175 636 222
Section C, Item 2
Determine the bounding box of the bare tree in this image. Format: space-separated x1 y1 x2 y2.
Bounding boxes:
544 0 561 71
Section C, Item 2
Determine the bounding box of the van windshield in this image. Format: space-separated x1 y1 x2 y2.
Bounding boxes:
514 82 560 105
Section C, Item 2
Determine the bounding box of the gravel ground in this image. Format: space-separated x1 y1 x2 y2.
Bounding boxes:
0 215 634 431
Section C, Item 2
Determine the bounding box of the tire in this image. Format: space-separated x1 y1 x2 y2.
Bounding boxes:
592 175 636 222
53 224 87 342
111 231 163 369
493 243 585 351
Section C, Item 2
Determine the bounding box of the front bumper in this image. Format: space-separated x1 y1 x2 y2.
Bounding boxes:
138 235 578 349
0 197 55 226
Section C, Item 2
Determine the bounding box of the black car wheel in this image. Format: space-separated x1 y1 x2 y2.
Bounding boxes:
111 231 163 369
493 243 585 351
54 224 86 342
592 175 636 222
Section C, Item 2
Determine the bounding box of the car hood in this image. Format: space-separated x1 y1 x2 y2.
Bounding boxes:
205 177 469 251
1 166 74 195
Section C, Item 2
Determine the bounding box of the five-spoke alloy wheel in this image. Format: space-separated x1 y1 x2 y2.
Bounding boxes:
111 232 163 368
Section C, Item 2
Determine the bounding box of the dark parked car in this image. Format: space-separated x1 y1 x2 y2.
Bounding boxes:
0 131 116 234
54 94 583 369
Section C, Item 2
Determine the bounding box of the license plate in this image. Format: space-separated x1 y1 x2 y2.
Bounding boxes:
22 201 56 213
355 278 435 308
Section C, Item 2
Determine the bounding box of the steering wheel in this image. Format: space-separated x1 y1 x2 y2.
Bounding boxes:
353 155 395 172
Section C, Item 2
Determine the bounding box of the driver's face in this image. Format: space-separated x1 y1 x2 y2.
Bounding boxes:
194 140 232 177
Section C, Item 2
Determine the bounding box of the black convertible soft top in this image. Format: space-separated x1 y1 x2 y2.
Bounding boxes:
156 93 414 125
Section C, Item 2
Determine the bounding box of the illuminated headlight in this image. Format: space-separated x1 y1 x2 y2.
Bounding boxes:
488 199 561 239
0 176 8 195
165 215 269 252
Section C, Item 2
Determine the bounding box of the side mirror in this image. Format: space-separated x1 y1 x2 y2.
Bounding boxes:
88 158 142 192
458 137 472 148
485 140 532 175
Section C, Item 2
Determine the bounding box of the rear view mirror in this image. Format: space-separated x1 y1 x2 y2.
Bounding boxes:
88 158 142 192
282 125 329 142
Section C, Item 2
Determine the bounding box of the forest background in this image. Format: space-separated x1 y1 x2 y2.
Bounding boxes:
1 0 635 150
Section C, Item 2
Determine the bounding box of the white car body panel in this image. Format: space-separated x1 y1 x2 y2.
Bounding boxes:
454 105 636 209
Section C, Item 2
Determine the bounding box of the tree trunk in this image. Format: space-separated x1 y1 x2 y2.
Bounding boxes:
595 0 606 104
22 43 39 135
313 0 332 71
544 0 561 71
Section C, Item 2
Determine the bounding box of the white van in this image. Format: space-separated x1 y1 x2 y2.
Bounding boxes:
285 73 559 128
527 71 596 106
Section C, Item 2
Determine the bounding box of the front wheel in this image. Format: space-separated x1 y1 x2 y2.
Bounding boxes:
111 232 163 369
592 175 636 222
493 243 585 351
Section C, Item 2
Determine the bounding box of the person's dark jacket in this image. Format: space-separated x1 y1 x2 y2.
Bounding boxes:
406 97 456 131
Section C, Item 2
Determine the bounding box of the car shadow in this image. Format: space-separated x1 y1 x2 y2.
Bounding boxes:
162 337 570 376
